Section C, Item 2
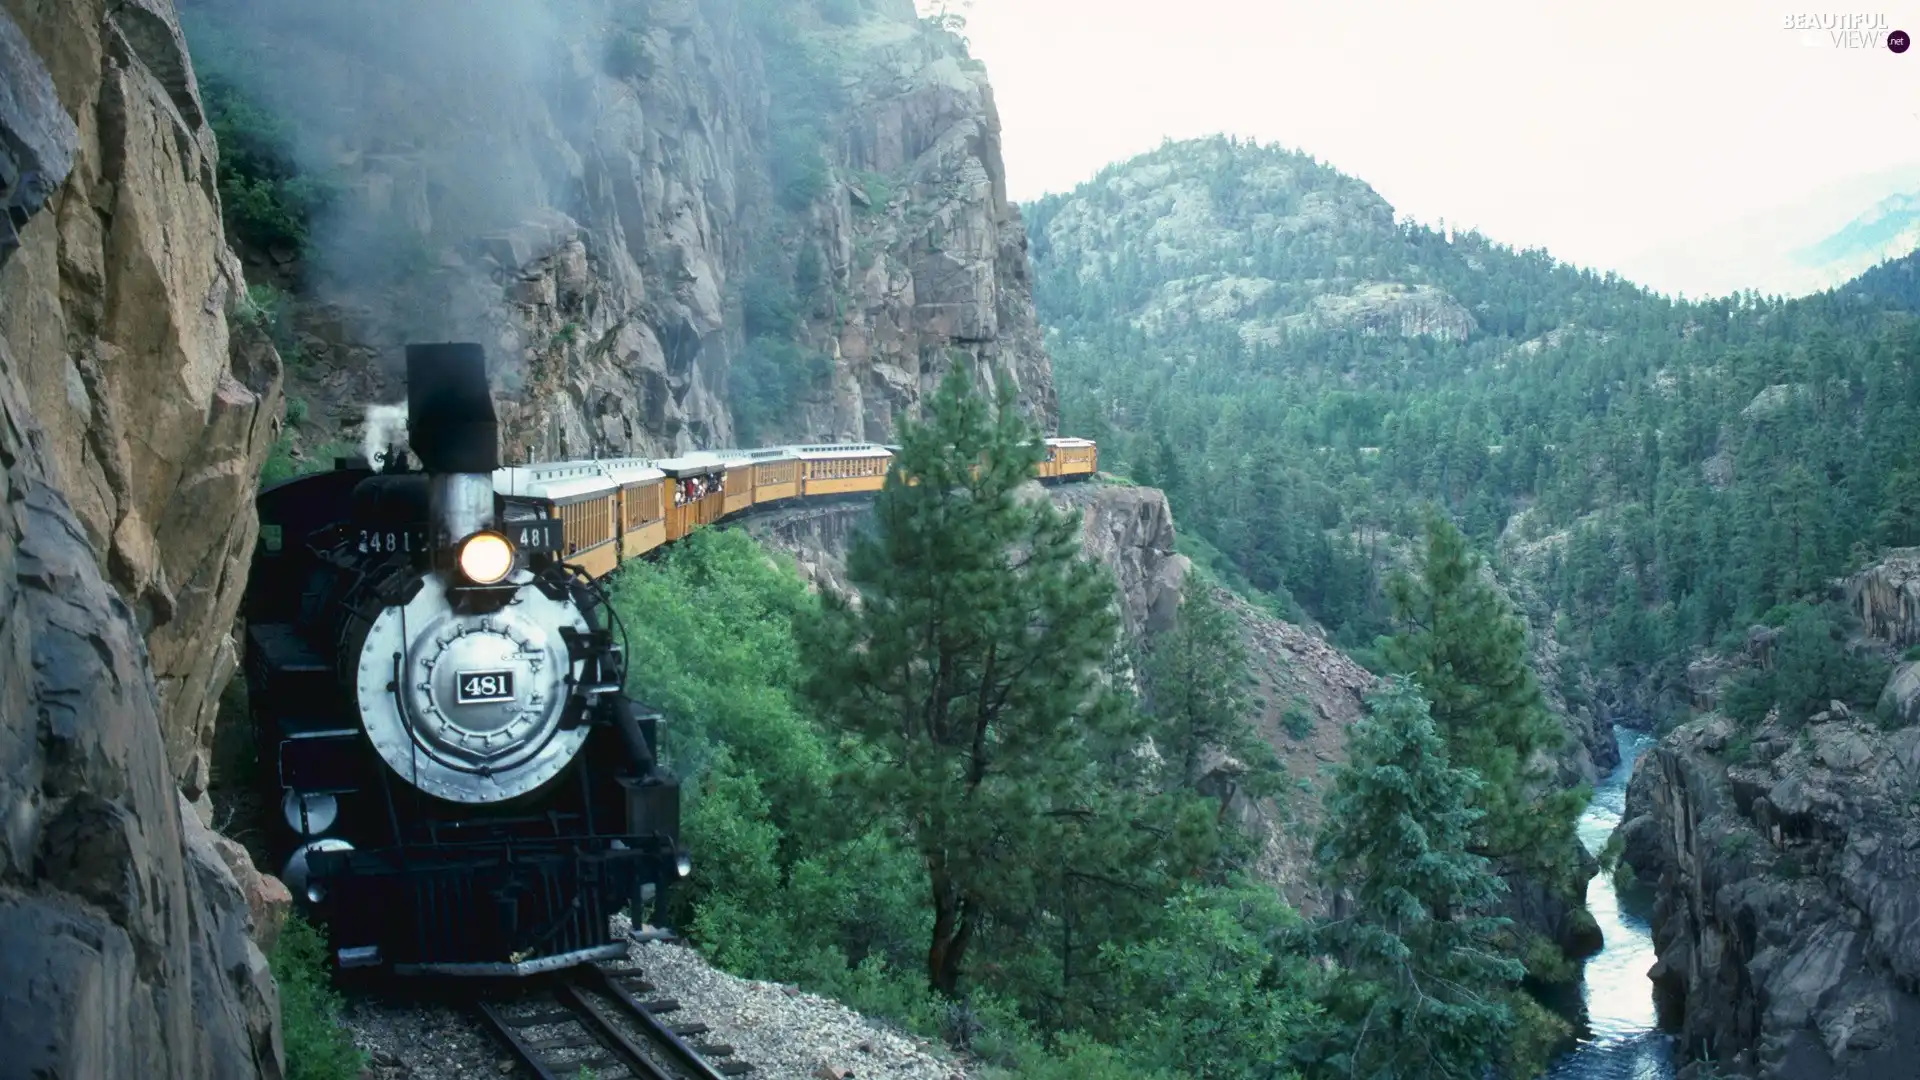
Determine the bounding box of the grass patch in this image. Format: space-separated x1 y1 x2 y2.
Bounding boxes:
271 916 366 1080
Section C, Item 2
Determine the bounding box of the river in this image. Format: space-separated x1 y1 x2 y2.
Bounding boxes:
1542 728 1676 1080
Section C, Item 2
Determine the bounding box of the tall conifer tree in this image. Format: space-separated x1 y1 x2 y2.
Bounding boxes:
1143 572 1281 800
1382 513 1584 893
802 366 1176 997
1305 676 1523 1080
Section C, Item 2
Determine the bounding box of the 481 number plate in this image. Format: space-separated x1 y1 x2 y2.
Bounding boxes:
455 670 516 704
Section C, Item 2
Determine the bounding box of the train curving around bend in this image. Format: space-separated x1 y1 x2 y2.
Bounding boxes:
244 342 1098 977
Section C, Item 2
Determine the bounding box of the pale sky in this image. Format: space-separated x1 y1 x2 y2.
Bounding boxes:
932 0 1920 275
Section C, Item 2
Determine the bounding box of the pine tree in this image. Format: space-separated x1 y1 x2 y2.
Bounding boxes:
1304 676 1523 1080
1381 513 1585 893
801 365 1167 997
1143 572 1280 798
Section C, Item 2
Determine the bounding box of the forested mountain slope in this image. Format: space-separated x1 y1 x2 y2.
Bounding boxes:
1027 136 1920 730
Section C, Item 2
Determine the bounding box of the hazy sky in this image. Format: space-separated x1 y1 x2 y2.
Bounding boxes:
933 0 1920 275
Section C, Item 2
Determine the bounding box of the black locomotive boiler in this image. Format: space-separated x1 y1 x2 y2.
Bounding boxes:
244 342 685 975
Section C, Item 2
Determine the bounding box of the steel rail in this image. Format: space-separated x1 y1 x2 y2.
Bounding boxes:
581 962 741 1080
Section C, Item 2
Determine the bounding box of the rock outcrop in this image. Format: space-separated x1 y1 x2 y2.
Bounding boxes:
1 0 279 801
1045 481 1188 642
1847 547 1920 649
191 0 1052 463
1619 712 1920 1079
2 4 282 1076
744 481 1188 643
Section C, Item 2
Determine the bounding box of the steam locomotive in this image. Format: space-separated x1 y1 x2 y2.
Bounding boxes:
245 343 684 976
244 341 1100 976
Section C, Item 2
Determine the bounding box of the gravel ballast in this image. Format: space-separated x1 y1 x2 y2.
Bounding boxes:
339 924 974 1080
628 935 971 1080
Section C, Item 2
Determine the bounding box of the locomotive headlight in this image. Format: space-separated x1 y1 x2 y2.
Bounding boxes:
457 530 515 585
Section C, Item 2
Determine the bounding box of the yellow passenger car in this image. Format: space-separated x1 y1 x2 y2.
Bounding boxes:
602 458 668 560
746 448 800 504
655 452 729 542
793 444 893 497
493 462 621 577
1043 437 1098 479
716 451 756 516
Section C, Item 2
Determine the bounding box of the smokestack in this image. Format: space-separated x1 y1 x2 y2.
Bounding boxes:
406 342 498 473
406 342 499 548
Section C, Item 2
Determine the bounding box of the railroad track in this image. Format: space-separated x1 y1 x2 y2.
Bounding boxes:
472 961 754 1080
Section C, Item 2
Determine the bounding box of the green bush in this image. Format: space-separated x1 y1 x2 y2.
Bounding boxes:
270 916 366 1080
852 170 895 213
1281 704 1315 739
606 531 928 986
773 127 831 211
1721 603 1887 727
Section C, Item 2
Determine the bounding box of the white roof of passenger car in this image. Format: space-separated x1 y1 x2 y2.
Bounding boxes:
493 461 622 500
652 451 731 475
1045 437 1096 449
493 462 617 502
786 443 893 461
598 458 667 485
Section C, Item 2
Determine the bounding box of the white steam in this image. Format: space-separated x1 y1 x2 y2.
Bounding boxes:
362 403 410 470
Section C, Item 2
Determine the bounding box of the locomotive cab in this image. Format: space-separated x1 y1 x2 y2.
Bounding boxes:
245 343 685 976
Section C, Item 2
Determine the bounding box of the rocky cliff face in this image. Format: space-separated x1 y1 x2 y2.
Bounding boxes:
1618 711 1920 1080
2 6 281 1075
190 0 1052 465
1 0 279 802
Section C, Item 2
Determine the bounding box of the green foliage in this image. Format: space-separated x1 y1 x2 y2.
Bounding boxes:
1500 991 1577 1080
743 0 841 212
1720 603 1888 727
852 169 896 214
179 15 333 254
1519 931 1577 985
607 529 927 985
773 126 832 211
1103 883 1317 1079
801 367 1221 1002
1299 676 1525 1080
1030 136 1920 738
729 337 833 445
608 525 1303 1080
1143 572 1283 798
260 436 355 489
1281 704 1315 740
271 916 366 1080
1383 514 1588 895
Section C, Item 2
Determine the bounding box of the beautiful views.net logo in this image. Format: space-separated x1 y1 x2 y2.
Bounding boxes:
1781 12 1911 50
